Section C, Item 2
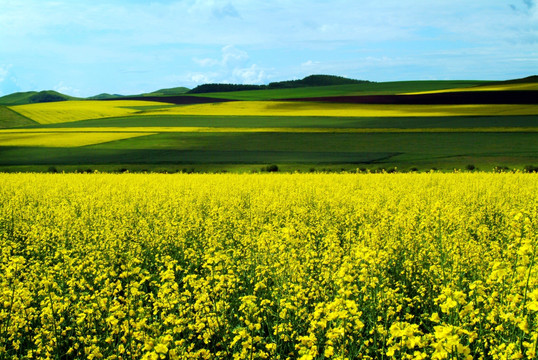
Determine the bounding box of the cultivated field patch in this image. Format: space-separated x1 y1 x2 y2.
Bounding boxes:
0 132 155 147
137 102 538 117
9 100 174 124
405 82 538 94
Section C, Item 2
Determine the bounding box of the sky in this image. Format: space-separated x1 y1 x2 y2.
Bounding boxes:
0 0 537 97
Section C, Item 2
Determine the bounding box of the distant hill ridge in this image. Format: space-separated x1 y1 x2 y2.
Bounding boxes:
1 74 536 105
187 75 370 94
0 90 78 105
494 75 538 85
88 93 126 100
145 86 190 96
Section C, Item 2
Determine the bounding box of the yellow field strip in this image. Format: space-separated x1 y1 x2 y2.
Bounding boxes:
9 100 174 124
137 102 538 117
10 101 538 124
0 132 156 147
2 127 538 134
405 82 538 94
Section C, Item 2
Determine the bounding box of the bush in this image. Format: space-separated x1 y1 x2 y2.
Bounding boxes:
262 164 279 172
524 165 538 173
493 166 510 173
466 164 476 171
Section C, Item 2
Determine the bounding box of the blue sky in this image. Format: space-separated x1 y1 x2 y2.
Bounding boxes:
0 0 537 97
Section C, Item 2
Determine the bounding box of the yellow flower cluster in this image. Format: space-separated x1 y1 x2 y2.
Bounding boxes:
0 173 537 359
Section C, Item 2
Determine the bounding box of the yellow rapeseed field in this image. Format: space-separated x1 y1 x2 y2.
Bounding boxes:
0 132 155 147
1 173 537 359
139 102 538 117
9 100 538 125
9 100 173 124
405 82 538 94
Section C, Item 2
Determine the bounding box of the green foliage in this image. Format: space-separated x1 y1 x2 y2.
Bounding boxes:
28 91 69 103
187 75 370 94
267 74 369 89
524 165 538 173
261 164 279 172
466 164 476 171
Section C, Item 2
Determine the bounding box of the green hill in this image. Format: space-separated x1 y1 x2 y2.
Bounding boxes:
0 90 78 105
188 80 490 100
88 93 126 100
87 87 190 100
267 74 369 89
492 75 538 85
144 87 190 96
187 75 369 94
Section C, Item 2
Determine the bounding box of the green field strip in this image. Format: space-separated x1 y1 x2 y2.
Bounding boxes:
2 132 538 167
0 106 39 128
0 147 397 165
9 100 176 124
30 114 538 129
90 132 538 154
3 126 538 134
0 132 157 147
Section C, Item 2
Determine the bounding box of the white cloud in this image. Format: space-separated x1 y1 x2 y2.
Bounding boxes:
193 45 248 68
222 45 249 66
301 60 319 67
54 81 81 97
0 64 11 83
190 46 266 85
1 0 538 93
188 73 215 85
193 58 221 67
232 64 266 84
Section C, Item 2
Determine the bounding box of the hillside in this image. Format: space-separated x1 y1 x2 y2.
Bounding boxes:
187 80 490 101
144 87 190 96
0 105 38 128
88 93 126 100
493 75 538 85
0 90 77 105
268 74 369 89
187 74 369 94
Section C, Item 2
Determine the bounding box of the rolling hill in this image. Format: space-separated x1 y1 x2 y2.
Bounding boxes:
187 74 370 94
0 90 78 106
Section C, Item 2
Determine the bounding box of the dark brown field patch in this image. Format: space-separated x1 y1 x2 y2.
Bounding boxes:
282 91 538 105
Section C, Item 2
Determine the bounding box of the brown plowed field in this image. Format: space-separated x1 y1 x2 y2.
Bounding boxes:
282 91 538 105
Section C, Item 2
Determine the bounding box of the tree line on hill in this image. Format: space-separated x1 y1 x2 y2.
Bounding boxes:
187 75 371 94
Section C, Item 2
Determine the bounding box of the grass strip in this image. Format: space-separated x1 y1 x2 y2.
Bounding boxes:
2 127 538 134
